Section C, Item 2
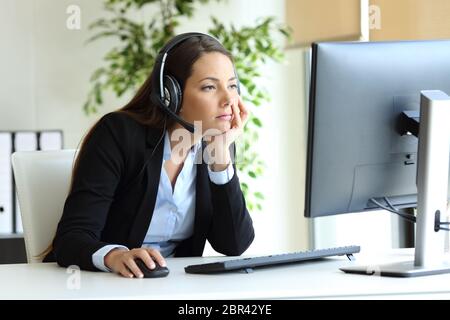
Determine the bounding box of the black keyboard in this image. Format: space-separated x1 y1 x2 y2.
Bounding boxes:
184 245 360 274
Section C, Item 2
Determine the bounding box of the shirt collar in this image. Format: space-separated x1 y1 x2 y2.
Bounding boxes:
163 130 202 161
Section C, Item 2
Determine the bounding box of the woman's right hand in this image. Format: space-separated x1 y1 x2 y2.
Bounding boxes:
104 247 167 278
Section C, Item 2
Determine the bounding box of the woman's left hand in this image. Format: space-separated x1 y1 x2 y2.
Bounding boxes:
226 95 249 144
206 95 249 171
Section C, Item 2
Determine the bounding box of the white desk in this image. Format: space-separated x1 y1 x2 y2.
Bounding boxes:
1 249 450 299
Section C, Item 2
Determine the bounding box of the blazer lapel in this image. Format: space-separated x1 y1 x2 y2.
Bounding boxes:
191 141 213 254
127 126 164 248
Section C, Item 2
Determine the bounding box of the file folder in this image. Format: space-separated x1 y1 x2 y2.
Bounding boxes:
40 131 63 150
0 133 13 233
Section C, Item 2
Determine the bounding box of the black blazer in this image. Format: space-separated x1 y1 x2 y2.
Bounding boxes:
44 112 255 271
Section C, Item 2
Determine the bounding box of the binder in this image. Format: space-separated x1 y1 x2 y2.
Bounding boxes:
0 130 63 234
13 132 38 233
40 131 63 150
0 133 13 233
14 132 37 152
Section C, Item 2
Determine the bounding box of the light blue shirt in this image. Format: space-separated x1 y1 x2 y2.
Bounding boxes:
93 131 234 271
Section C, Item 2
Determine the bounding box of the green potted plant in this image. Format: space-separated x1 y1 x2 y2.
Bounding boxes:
84 0 292 211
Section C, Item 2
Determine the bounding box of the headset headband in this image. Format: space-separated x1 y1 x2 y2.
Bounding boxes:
156 32 222 101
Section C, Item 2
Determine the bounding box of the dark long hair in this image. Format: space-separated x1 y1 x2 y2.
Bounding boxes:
74 35 233 188
40 35 233 259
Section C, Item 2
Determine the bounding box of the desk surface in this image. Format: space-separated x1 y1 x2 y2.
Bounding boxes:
2 249 450 299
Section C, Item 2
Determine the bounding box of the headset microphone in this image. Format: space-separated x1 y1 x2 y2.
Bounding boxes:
151 92 195 133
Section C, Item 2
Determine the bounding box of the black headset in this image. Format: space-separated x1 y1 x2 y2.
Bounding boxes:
150 32 241 133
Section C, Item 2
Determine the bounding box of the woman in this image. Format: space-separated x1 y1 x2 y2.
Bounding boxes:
44 33 255 278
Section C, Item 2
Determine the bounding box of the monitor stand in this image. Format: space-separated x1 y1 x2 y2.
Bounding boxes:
341 90 450 277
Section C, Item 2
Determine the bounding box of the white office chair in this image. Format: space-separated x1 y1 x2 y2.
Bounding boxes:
11 150 77 263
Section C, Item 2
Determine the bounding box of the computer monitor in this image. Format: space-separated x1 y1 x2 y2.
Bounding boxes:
306 39 450 277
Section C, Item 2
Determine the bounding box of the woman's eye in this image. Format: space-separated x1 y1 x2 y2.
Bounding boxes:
229 84 238 90
202 85 215 91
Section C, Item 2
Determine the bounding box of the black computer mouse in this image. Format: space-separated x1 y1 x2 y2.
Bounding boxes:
135 258 170 278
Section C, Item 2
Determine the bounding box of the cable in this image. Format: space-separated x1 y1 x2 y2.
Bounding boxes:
369 198 416 223
369 198 399 215
120 117 167 193
383 196 398 212
149 117 167 161
372 198 450 232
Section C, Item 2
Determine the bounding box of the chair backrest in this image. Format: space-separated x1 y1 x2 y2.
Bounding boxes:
12 150 77 263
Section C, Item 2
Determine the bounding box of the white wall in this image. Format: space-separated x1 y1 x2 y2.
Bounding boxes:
0 0 35 129
0 0 310 255
0 0 127 147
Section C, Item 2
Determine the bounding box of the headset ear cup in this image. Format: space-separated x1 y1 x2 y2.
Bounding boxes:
164 75 182 114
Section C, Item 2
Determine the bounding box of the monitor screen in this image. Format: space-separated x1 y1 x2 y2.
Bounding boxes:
305 39 450 218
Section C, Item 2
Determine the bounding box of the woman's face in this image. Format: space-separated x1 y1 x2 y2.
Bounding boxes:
180 52 239 135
